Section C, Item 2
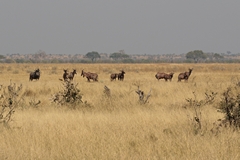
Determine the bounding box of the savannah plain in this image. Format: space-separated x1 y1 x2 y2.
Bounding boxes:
0 63 240 160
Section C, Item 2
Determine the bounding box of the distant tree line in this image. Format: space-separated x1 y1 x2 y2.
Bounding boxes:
1 50 240 63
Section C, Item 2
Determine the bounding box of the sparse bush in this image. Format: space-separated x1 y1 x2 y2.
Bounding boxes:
185 91 217 135
51 80 91 109
216 83 240 128
0 81 23 128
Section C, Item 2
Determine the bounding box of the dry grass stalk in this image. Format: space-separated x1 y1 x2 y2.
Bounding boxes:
103 85 111 97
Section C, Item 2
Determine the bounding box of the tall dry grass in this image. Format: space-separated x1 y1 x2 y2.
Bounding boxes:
0 63 240 159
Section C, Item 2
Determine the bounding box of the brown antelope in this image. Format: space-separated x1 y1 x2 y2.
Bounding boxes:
155 72 174 81
155 72 166 81
81 70 98 82
110 73 118 81
164 72 174 81
63 69 77 81
68 69 77 81
178 68 193 82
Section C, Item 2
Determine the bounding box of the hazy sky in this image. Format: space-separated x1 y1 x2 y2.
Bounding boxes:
0 1 240 55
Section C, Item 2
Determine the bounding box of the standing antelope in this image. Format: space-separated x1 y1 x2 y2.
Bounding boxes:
81 70 98 82
29 69 40 81
68 69 77 81
118 70 125 81
155 72 174 81
63 69 77 81
178 68 193 82
164 72 174 81
63 69 69 81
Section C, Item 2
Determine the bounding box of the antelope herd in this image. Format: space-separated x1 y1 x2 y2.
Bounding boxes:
110 70 125 81
29 68 193 82
63 69 77 81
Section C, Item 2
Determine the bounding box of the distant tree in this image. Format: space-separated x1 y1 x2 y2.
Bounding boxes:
122 58 134 63
186 50 207 63
85 51 100 62
213 53 224 60
0 55 5 59
110 50 129 60
15 59 26 63
34 50 47 59
5 59 15 63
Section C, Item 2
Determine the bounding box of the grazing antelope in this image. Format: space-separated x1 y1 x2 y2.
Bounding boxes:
81 70 98 82
155 72 174 81
29 69 40 81
155 72 166 81
178 68 193 82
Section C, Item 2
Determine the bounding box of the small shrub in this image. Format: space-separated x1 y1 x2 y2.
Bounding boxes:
217 84 240 128
0 81 23 128
51 80 91 109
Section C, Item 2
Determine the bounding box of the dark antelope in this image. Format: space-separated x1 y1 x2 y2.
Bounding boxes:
81 70 98 82
178 68 193 82
118 70 125 81
29 68 40 81
63 69 69 81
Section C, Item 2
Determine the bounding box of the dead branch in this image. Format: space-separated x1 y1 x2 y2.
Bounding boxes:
103 85 111 97
135 86 151 104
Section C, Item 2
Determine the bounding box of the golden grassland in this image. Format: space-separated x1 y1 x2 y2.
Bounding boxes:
0 63 240 159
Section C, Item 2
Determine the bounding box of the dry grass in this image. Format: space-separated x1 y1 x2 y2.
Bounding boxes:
0 63 240 159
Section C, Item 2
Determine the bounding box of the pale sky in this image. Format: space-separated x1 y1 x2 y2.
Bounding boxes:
0 0 239 55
